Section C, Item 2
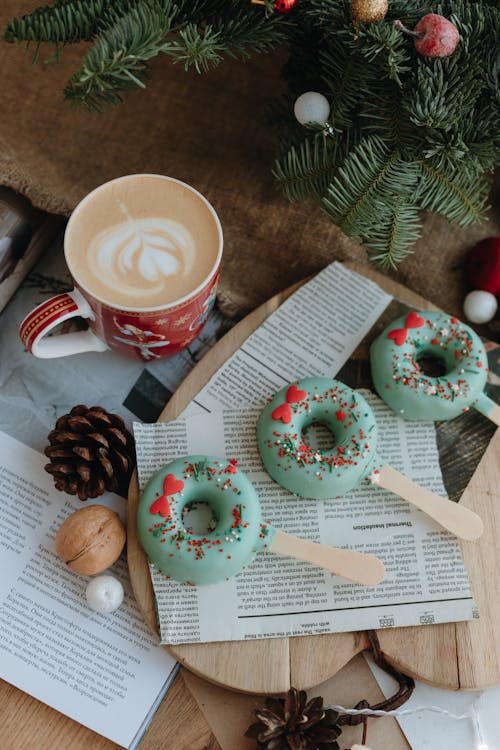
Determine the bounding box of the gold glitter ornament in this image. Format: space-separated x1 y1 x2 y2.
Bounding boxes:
351 0 388 24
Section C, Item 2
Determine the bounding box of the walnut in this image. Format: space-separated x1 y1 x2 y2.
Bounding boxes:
55 505 126 575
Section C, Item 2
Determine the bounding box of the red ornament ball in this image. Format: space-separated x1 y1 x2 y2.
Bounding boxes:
274 0 297 12
394 13 459 58
465 237 500 296
414 13 460 57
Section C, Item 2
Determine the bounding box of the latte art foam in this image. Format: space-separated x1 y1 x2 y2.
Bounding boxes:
65 175 222 309
87 217 196 302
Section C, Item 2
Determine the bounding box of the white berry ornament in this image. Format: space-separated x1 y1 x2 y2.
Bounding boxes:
294 92 330 126
86 575 124 614
463 290 498 325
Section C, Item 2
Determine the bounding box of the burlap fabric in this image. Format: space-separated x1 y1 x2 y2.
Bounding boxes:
1 1 498 318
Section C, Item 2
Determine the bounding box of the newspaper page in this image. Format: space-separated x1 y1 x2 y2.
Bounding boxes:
0 431 177 748
182 262 392 415
133 262 477 644
134 400 475 644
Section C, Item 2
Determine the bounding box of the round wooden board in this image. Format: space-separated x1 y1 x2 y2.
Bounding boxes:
128 262 500 694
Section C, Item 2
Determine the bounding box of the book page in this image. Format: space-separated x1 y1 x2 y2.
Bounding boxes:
0 431 177 749
134 399 475 645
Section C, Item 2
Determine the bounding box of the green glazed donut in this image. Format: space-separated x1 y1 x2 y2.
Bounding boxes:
370 310 488 421
137 455 274 585
256 377 379 500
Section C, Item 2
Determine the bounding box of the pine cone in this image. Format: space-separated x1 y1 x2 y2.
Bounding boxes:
44 405 135 501
245 688 342 750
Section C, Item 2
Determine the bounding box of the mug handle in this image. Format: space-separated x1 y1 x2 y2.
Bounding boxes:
19 289 108 358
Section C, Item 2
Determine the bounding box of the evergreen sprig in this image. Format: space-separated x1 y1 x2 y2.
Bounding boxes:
64 1 177 111
3 0 499 267
3 0 287 110
273 135 340 201
416 160 489 226
276 0 498 266
3 0 125 44
321 135 421 265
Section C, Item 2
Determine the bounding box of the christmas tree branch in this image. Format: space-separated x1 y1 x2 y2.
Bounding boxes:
3 0 498 264
3 0 132 44
417 161 489 226
367 197 422 269
322 136 418 237
162 11 286 72
273 136 341 201
64 1 178 111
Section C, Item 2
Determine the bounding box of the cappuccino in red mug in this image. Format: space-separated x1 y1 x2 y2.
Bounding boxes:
20 175 223 361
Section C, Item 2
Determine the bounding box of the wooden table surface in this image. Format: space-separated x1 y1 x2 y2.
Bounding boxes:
0 673 221 750
0 655 410 750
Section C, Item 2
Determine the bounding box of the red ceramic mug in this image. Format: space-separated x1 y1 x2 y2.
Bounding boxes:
19 175 223 361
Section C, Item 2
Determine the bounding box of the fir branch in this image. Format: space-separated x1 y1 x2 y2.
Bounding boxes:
322 135 419 237
419 113 497 172
416 160 490 226
64 0 177 111
3 0 499 265
3 0 130 44
163 12 286 72
356 23 411 87
163 23 225 73
273 136 340 201
208 12 288 59
367 198 422 268
320 44 376 129
300 0 352 29
360 80 418 152
406 55 482 132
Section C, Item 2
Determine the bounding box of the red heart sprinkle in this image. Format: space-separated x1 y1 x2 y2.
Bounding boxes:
163 473 184 496
272 403 293 423
405 311 425 329
286 385 307 403
388 328 408 346
150 495 171 517
336 409 346 422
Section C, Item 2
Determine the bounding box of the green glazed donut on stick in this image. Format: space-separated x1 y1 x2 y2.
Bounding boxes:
137 456 385 587
370 310 499 425
257 377 483 542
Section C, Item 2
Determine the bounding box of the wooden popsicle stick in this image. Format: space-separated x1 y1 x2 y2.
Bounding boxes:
486 405 500 426
474 393 500 427
377 464 484 541
270 529 385 586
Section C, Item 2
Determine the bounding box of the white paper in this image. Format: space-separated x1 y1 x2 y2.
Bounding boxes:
366 653 500 750
132 262 476 645
0 431 177 749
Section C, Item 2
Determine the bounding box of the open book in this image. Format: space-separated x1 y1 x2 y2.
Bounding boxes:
0 430 177 749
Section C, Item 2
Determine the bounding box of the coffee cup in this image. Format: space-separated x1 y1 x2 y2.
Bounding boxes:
19 174 223 361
